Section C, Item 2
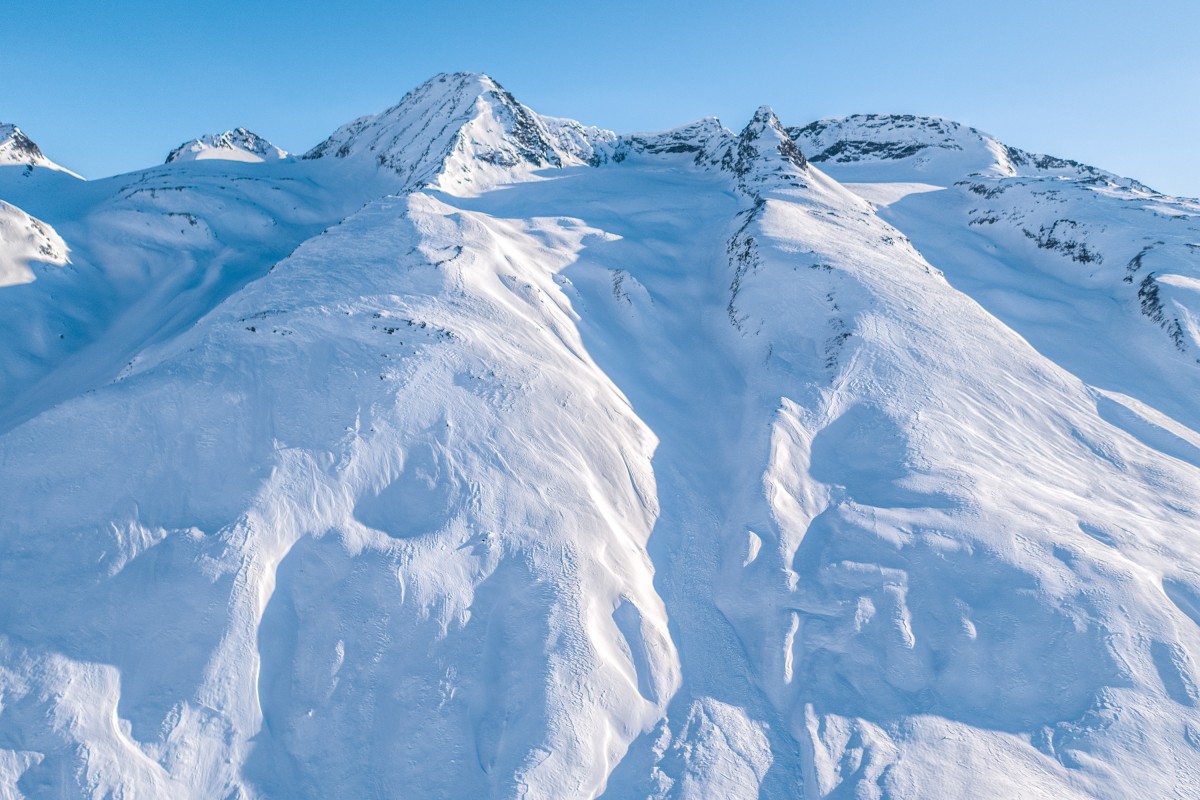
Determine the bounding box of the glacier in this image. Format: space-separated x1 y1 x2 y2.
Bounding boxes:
1 72 1200 798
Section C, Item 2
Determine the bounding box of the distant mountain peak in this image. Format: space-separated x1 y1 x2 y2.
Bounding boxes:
737 105 809 172
165 128 288 164
303 72 615 193
610 117 730 167
608 108 814 195
0 123 81 177
715 105 814 195
0 124 46 164
790 114 980 164
789 113 1146 188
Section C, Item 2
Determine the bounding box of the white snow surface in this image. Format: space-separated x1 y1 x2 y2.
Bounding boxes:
303 72 616 194
165 128 288 164
2 74 1200 798
0 200 68 286
0 123 82 177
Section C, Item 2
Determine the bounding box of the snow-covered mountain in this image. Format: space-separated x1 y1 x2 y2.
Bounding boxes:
0 123 82 177
789 113 1142 186
165 128 288 164
2 73 1200 799
792 114 1200 423
303 72 616 192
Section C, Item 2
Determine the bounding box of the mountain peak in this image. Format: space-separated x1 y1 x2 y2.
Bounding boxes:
790 113 990 167
0 124 46 165
610 118 731 167
723 105 809 191
741 105 808 170
0 123 80 177
303 72 614 194
4 73 1200 800
165 128 288 164
789 113 1138 186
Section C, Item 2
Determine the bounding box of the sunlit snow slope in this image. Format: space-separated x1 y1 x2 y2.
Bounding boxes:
2 73 1200 799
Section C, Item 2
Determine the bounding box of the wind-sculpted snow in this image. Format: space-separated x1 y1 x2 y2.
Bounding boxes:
0 185 680 798
1 75 1200 798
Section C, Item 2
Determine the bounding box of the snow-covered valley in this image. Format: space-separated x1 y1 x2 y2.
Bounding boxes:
2 73 1200 798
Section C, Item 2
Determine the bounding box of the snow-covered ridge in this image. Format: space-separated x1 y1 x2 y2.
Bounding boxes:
610 117 731 166
790 113 1148 188
4 73 1200 799
0 200 68 286
792 116 1198 358
609 109 823 196
0 123 81 177
303 72 615 193
164 128 288 164
790 114 979 164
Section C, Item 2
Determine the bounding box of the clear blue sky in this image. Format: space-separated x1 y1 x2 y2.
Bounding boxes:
4 0 1197 195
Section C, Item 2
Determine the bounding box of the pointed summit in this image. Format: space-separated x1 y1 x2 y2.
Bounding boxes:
304 72 614 193
722 106 809 191
739 106 808 170
0 124 81 177
165 128 288 164
0 124 47 167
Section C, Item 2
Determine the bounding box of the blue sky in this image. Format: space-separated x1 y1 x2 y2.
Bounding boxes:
4 0 1197 195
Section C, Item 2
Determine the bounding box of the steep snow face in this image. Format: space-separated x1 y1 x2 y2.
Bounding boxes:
165 128 288 164
802 114 1200 434
0 172 678 800
3 76 1200 800
446 110 1200 798
0 200 68 286
304 72 615 193
0 123 81 177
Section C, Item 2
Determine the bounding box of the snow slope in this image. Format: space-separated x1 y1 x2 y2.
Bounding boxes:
1 75 1200 799
0 124 81 177
0 200 68 287
796 114 1200 430
165 128 288 164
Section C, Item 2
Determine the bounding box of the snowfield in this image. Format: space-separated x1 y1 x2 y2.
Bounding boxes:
2 72 1200 798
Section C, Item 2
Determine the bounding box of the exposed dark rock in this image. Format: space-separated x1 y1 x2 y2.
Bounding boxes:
1138 273 1188 350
